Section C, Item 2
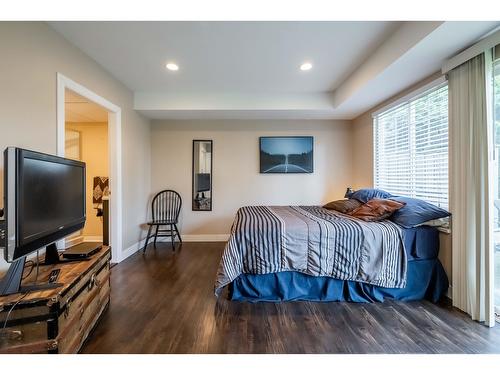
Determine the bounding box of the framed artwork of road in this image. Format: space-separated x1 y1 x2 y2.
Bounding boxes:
259 136 314 173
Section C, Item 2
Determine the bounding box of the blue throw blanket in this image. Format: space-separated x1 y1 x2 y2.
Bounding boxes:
215 206 407 296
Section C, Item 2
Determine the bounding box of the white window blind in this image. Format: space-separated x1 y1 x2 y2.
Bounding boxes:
373 82 449 208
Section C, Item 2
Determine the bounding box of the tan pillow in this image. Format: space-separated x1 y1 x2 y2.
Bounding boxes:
350 198 405 222
323 199 362 214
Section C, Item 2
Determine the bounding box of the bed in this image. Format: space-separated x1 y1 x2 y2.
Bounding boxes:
214 205 448 302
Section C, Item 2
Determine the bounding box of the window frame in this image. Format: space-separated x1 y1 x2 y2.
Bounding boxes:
372 76 449 208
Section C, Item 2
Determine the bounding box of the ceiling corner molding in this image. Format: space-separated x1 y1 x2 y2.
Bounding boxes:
134 91 341 120
331 21 444 108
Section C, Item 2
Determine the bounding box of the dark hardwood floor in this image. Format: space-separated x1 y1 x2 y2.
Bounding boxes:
82 242 500 354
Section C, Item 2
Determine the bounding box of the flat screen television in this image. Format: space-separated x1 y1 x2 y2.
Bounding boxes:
0 147 86 295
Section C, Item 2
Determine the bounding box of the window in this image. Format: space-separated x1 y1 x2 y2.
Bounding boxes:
373 81 449 208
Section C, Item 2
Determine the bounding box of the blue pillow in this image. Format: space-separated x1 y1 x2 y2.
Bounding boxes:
350 188 392 203
389 196 450 228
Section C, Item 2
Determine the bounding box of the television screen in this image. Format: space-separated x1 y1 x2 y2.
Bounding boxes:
20 157 85 245
260 136 313 173
4 148 86 261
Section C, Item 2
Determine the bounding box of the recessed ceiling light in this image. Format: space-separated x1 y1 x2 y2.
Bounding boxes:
166 63 179 71
300 62 313 71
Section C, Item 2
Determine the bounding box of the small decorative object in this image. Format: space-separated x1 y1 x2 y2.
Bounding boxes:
93 176 109 217
260 136 313 173
192 140 213 211
344 187 354 198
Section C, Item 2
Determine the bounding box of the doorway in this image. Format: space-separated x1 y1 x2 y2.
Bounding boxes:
57 74 122 263
65 89 109 246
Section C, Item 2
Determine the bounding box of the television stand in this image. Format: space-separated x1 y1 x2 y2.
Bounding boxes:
0 246 111 353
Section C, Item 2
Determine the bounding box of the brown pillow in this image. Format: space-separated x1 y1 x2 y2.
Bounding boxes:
349 198 405 222
323 199 362 214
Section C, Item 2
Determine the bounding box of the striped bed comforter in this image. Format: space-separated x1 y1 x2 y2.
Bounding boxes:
215 206 407 296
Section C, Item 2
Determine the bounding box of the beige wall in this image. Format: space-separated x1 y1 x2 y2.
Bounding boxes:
150 120 353 236
0 22 151 270
351 71 452 281
66 123 109 239
351 109 374 190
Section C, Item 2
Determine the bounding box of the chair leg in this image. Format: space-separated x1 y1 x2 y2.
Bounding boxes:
174 224 182 243
153 225 159 247
143 225 153 253
170 224 175 250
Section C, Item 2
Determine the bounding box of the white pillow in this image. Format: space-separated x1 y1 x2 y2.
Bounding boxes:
416 217 450 233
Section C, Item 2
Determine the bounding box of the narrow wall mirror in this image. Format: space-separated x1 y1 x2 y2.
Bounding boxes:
192 140 213 211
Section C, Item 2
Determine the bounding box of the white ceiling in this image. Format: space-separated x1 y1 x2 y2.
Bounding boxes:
65 89 108 123
50 21 500 120
52 21 400 93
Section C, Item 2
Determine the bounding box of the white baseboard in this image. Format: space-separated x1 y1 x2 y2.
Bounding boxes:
119 238 146 263
183 234 229 242
116 234 229 264
155 234 229 242
64 235 103 249
65 235 84 248
83 236 103 242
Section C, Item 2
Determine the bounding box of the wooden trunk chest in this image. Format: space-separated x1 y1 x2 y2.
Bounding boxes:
0 246 111 353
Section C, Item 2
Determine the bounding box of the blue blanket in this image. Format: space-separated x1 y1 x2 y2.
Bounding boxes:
229 259 448 303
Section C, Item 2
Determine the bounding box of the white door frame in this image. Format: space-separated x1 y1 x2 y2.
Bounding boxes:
56 73 123 263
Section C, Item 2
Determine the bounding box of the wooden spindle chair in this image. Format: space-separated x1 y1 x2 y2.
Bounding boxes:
143 190 182 252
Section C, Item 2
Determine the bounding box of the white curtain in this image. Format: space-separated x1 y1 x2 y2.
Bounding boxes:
449 52 495 327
